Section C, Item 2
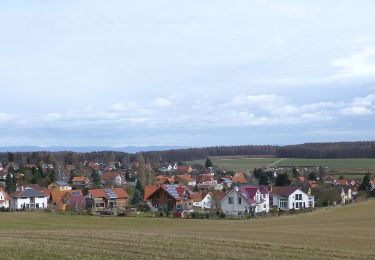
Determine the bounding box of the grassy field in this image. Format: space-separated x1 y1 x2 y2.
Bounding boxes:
1 201 375 259
187 156 281 172
187 157 375 174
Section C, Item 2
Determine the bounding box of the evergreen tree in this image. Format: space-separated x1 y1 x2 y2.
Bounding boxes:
91 169 101 188
5 173 15 193
259 172 270 185
205 158 213 168
131 189 142 205
275 172 291 186
308 172 318 181
292 167 300 178
135 179 144 195
359 172 371 191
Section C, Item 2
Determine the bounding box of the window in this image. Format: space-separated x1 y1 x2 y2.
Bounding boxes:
280 199 287 208
228 197 234 204
238 197 242 204
295 194 302 200
263 204 266 209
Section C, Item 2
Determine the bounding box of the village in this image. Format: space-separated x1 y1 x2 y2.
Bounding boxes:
0 156 373 218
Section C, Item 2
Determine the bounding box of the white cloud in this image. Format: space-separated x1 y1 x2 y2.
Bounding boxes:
153 97 172 108
0 113 14 123
332 48 375 78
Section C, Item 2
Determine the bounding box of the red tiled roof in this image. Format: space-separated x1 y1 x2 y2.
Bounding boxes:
191 192 203 202
199 174 214 183
72 176 88 182
89 188 129 199
144 185 158 201
102 172 120 181
232 172 247 184
0 188 10 201
176 174 194 182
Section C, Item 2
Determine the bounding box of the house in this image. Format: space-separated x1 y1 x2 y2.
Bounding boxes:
144 184 193 212
11 187 48 210
0 187 10 209
221 185 269 216
217 177 233 189
340 186 352 204
17 184 51 200
323 176 337 185
192 192 212 209
271 186 314 210
64 191 87 211
101 172 123 187
88 188 129 211
175 174 196 186
198 174 217 187
231 172 247 184
154 175 175 185
72 176 91 189
177 165 193 174
48 181 72 191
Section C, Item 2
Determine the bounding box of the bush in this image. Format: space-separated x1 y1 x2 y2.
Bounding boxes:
219 212 226 219
137 203 150 212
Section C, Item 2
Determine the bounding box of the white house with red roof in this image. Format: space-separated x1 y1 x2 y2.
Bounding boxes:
220 185 269 216
271 186 314 210
0 188 10 209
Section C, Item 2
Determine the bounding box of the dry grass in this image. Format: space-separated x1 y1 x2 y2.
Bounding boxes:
1 200 375 259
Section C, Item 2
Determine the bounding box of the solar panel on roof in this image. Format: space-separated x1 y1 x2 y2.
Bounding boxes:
165 185 180 199
104 189 118 199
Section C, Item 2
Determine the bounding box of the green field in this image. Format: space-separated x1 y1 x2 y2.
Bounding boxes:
187 156 281 172
0 201 375 259
187 157 375 173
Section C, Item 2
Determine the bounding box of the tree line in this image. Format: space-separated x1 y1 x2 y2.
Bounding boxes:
1 142 375 166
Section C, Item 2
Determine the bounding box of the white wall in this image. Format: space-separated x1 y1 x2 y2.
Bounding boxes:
272 189 311 210
220 190 250 216
11 197 48 210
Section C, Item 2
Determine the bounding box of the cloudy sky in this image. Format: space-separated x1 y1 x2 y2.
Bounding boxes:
1 0 375 147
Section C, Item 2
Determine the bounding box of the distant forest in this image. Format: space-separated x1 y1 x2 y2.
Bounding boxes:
1 142 375 166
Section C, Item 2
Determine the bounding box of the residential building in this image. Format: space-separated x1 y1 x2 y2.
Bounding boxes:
48 181 72 191
0 187 10 209
144 184 193 212
88 188 129 211
72 176 91 189
101 172 123 187
175 174 196 187
221 185 269 216
271 186 314 210
192 192 212 209
11 187 48 210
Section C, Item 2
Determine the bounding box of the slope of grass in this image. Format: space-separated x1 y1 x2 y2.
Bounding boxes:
187 157 375 174
0 200 375 259
187 157 279 172
276 158 375 171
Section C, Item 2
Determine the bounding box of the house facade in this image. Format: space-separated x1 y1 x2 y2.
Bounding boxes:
48 181 72 191
88 188 129 212
0 188 10 209
192 192 212 209
221 185 269 216
11 187 48 210
271 186 314 210
144 184 193 212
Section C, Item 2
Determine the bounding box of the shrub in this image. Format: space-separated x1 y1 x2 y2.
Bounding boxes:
219 212 226 219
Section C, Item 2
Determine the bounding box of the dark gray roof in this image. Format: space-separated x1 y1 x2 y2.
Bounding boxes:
55 181 69 186
14 187 46 198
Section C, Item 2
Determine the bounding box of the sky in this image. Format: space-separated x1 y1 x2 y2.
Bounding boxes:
1 0 375 147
